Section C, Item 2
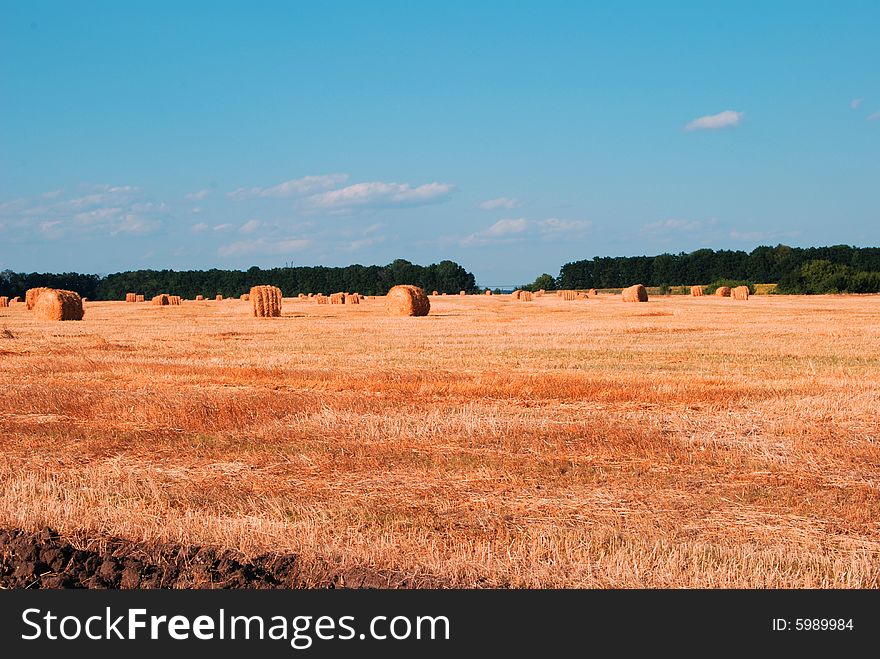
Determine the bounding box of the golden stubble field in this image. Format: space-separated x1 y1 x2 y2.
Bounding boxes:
1 292 879 587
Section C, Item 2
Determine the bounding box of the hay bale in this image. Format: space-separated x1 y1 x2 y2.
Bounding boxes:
250 285 282 317
215 294 223 301
240 294 250 301
622 284 648 302
386 285 430 316
135 294 144 302
298 293 306 299
25 287 52 310
432 290 439 296
561 290 577 301
587 288 597 297
346 293 361 305
511 290 523 299
195 295 204 301
519 291 533 301
152 294 170 306
715 286 731 297
0 296 8 308
330 292 345 304
316 294 328 304
33 289 84 321
169 295 181 305
732 285 750 300
460 290 466 296
485 290 492 296
691 286 704 297
125 293 137 302
10 296 21 303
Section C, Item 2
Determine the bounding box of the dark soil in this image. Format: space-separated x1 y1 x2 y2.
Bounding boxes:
0 527 439 589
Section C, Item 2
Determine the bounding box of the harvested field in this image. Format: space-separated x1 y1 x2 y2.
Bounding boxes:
0 294 879 587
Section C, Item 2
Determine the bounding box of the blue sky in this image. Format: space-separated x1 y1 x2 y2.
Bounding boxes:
1 1 878 286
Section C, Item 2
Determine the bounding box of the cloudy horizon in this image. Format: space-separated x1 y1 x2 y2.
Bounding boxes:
2 2 878 286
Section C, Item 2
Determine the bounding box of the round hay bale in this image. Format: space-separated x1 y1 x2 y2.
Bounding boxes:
587 288 597 297
250 285 282 317
715 286 731 297
195 295 204 301
691 286 704 297
25 287 52 310
386 285 430 317
215 294 223 301
330 292 345 304
622 284 648 302
152 294 170 306
10 296 21 303
33 289 84 321
432 290 439 296
732 285 750 300
459 290 466 296
240 294 250 301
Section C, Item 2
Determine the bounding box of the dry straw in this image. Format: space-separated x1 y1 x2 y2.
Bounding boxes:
33 289 84 321
732 285 750 300
715 286 731 297
250 285 282 317
691 286 704 297
0 296 8 308
25 287 51 310
386 284 430 316
622 284 648 302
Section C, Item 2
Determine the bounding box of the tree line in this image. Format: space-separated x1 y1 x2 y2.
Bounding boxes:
0 259 478 300
548 245 880 294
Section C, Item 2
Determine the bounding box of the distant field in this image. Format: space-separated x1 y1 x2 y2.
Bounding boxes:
1 292 879 587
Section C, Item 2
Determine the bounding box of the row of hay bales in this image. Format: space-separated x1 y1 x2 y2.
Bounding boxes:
691 285 749 299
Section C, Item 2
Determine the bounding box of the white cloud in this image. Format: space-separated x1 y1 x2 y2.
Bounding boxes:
228 174 348 200
191 206 202 214
851 98 863 110
640 219 710 237
308 181 453 210
213 223 234 231
239 219 262 234
536 218 592 236
480 197 523 210
684 110 743 131
460 218 528 246
186 189 210 201
191 222 209 233
218 237 311 257
868 112 880 121
41 189 64 199
458 216 591 247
